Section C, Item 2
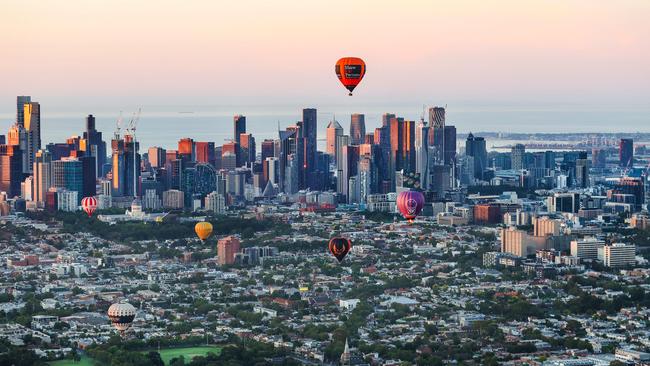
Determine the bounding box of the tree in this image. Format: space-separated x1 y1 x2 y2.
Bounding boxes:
147 351 164 366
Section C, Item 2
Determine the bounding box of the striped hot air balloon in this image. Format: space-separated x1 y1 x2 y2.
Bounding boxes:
396 190 424 222
81 196 97 217
107 302 136 336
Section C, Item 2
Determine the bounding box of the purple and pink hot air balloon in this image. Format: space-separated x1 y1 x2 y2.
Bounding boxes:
396 190 424 222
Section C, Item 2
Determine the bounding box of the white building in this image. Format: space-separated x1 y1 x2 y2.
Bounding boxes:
163 189 184 209
143 189 161 210
57 189 78 212
570 238 606 260
339 299 360 311
366 193 397 213
205 191 226 214
599 243 636 267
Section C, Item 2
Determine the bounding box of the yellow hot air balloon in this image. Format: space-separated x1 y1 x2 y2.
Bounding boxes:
195 222 213 241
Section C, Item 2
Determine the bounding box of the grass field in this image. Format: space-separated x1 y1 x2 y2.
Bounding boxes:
156 346 222 364
48 346 222 366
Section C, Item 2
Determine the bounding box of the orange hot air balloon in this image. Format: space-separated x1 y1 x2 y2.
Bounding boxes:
335 57 366 96
194 222 213 241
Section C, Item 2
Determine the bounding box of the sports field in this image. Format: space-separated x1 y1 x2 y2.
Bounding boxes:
48 346 221 365
157 346 222 364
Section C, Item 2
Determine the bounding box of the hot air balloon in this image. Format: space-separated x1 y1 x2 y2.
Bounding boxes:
195 222 213 241
328 237 352 263
81 196 97 217
335 57 366 96
107 302 136 336
396 190 425 222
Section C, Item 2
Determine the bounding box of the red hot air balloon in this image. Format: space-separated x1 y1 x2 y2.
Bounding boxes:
81 196 97 217
396 191 425 222
335 57 366 96
328 237 352 263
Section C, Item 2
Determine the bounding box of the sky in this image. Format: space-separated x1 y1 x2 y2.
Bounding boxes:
0 0 649 112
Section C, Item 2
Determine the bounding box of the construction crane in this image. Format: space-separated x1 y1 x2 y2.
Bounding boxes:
114 111 124 139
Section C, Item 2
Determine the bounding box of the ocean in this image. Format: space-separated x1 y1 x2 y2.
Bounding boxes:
0 103 648 152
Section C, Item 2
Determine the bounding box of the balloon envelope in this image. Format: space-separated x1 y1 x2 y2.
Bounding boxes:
81 196 97 217
107 302 136 334
328 237 352 263
335 57 366 96
195 222 213 241
396 191 425 220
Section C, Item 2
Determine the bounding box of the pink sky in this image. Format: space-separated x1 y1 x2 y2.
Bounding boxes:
1 0 649 107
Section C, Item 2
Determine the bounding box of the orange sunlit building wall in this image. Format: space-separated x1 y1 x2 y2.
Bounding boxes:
217 236 241 265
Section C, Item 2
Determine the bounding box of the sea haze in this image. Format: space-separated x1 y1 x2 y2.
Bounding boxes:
0 103 648 152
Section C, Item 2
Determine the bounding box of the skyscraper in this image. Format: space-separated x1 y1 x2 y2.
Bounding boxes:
326 120 343 159
217 236 241 265
575 151 589 188
234 115 246 145
239 133 256 166
389 116 404 173
23 102 40 173
428 107 445 164
52 158 83 203
148 146 166 168
16 96 31 127
8 123 29 174
33 150 52 206
195 142 216 166
178 138 195 162
261 139 275 162
415 120 429 188
511 144 526 171
302 108 318 189
403 119 416 173
338 144 359 202
222 141 240 168
619 138 633 168
465 133 487 180
83 114 107 178
111 133 140 197
349 113 366 145
0 144 22 197
443 125 456 166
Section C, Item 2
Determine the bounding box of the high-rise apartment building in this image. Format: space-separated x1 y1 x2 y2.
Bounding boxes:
239 133 256 166
23 102 41 173
16 96 31 127
218 236 241 265
148 147 166 168
82 114 106 178
326 120 343 159
511 144 526 171
349 113 366 145
0 144 22 197
234 115 246 144
33 150 52 205
465 133 487 180
195 142 215 166
619 138 633 168
599 243 636 267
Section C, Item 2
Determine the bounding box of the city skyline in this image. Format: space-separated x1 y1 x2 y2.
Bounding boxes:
2 2 650 365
